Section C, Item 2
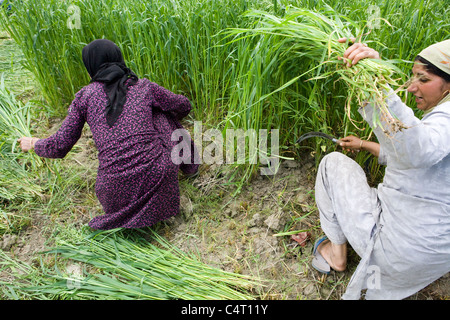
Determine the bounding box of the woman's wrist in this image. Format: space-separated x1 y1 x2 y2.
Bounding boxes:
31 138 40 149
360 140 381 158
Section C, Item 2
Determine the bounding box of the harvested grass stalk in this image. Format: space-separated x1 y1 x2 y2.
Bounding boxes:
0 156 43 201
0 74 43 210
0 74 34 141
0 210 30 234
227 7 408 135
23 228 259 300
0 74 43 169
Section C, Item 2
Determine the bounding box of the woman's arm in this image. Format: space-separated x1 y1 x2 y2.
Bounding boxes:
150 82 192 120
25 89 88 158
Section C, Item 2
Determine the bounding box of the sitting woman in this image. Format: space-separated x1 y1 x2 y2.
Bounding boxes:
19 39 198 230
312 39 450 299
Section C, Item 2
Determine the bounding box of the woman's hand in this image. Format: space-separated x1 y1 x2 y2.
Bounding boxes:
18 137 40 152
339 135 364 153
339 135 381 157
338 37 380 67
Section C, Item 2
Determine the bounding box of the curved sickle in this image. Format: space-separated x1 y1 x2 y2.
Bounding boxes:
296 131 339 144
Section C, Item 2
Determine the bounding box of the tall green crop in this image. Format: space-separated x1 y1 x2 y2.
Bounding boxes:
1 0 448 184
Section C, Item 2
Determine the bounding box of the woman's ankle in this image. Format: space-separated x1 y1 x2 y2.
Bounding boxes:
330 242 347 271
318 240 347 272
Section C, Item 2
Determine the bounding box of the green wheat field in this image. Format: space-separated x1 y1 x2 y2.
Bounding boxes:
0 0 449 301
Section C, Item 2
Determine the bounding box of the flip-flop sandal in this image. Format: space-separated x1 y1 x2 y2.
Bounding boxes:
311 235 331 274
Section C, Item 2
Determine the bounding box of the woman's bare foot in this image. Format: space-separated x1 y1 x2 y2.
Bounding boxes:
317 239 347 272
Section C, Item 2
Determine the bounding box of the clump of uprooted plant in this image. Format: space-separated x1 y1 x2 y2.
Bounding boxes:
226 6 408 135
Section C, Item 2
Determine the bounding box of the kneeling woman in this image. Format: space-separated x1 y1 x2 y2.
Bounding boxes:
19 39 198 230
313 39 450 299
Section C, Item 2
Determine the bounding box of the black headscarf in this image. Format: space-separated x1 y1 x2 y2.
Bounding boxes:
82 39 138 127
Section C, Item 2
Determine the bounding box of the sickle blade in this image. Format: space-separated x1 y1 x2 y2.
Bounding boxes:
296 131 339 144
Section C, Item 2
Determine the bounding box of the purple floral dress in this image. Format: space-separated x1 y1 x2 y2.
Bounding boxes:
35 79 198 230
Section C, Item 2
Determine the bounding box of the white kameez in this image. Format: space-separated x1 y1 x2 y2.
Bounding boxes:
315 91 450 300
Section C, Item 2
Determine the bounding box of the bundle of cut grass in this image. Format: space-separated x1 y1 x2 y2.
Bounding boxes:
0 75 43 221
227 7 408 135
0 74 34 142
0 74 43 168
0 155 43 201
20 228 259 300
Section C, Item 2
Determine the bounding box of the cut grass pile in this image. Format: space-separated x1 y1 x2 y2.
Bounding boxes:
1 227 259 300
